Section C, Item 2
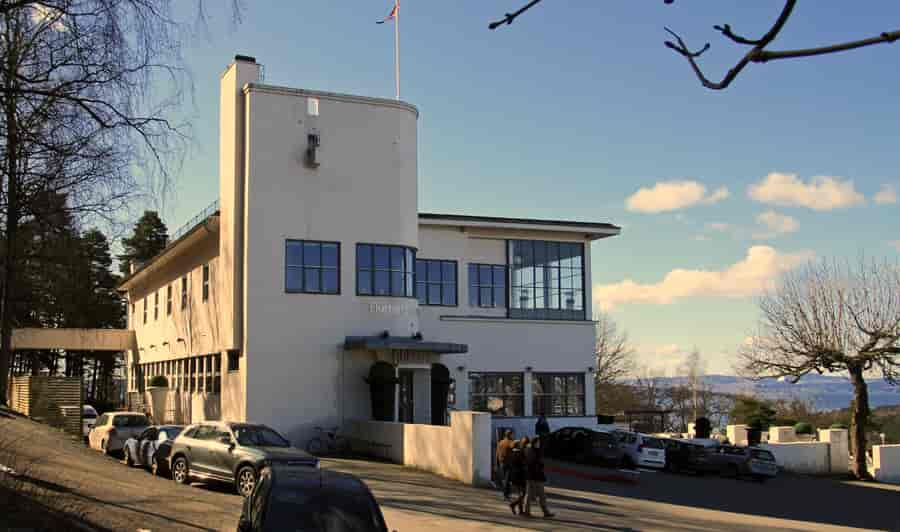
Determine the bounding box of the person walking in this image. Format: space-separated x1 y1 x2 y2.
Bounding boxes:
524 436 555 518
535 414 550 440
495 430 515 499
508 437 529 515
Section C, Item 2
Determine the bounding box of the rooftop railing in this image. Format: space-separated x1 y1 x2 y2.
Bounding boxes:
170 199 220 243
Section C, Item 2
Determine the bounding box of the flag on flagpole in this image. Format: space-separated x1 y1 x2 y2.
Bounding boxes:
376 1 398 24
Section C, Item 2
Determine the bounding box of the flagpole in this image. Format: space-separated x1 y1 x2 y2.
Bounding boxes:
394 0 400 100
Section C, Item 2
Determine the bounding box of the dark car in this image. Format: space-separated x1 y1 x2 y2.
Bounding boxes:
237 466 389 532
707 445 778 481
546 427 625 466
662 439 716 475
123 425 184 475
169 422 319 497
150 425 185 478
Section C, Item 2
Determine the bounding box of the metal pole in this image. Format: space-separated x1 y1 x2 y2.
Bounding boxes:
394 0 400 100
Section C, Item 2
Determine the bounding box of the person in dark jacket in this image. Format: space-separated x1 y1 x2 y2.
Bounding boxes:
524 436 555 518
508 438 529 515
495 430 515 499
535 414 550 439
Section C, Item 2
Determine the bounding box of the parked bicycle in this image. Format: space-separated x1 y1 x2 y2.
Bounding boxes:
306 426 350 456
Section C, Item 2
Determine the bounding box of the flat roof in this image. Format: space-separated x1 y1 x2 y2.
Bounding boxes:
418 212 620 237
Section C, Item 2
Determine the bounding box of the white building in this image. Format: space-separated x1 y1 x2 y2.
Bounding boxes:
119 56 620 444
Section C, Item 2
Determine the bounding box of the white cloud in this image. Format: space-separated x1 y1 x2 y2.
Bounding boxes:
753 210 799 240
747 172 865 210
626 180 729 213
654 344 683 357
874 184 897 205
594 246 813 310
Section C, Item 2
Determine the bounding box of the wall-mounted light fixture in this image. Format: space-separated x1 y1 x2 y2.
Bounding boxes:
525 366 533 372
176 338 185 343
456 365 465 372
587 366 595 374
162 341 169 346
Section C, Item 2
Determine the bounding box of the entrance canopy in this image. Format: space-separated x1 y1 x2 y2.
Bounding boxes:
344 335 467 354
11 328 137 351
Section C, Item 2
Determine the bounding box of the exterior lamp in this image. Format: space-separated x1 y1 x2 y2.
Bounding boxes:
525 366 533 372
456 365 465 372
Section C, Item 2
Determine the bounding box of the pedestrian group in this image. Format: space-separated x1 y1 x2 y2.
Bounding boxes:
494 414 555 519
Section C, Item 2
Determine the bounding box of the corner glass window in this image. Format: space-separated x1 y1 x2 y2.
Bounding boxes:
468 372 523 417
285 240 340 294
509 240 585 320
532 373 585 417
416 259 457 306
356 244 415 297
467 264 506 308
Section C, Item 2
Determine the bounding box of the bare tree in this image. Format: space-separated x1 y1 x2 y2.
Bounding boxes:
739 258 900 479
594 312 635 386
682 348 705 421
490 1 900 90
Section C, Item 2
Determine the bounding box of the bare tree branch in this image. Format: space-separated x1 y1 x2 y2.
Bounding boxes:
488 0 542 31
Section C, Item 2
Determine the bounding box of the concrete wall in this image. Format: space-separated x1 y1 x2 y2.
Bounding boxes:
727 424 749 445
819 428 849 474
769 426 797 443
346 411 491 486
760 442 831 474
870 445 900 484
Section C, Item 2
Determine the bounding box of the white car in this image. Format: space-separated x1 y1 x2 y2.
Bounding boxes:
82 405 98 438
123 425 184 474
613 431 667 469
88 412 150 455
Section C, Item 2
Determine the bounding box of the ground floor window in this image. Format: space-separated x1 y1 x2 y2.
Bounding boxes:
469 372 523 417
136 352 222 395
532 373 585 417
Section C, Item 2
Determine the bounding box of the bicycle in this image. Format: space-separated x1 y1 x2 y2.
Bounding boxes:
306 426 350 456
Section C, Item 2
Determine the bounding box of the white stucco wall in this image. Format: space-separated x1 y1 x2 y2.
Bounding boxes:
871 444 900 484
819 428 849 474
760 442 830 474
769 426 797 443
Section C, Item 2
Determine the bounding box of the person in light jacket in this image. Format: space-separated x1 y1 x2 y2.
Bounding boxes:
495 430 515 499
524 436 555 518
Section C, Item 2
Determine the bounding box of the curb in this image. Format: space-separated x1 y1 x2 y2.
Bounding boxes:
546 464 640 484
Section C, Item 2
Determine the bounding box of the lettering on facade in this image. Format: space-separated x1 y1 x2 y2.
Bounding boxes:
367 302 411 315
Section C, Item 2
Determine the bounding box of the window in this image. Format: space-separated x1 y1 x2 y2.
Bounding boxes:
532 373 585 417
154 291 159 320
415 259 457 306
143 297 147 324
227 349 242 372
285 240 340 294
469 372 523 417
509 240 585 320
180 276 188 310
468 264 506 308
356 244 415 297
166 285 173 315
202 264 210 301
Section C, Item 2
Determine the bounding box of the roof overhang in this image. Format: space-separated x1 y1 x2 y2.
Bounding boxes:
418 213 620 240
344 336 468 354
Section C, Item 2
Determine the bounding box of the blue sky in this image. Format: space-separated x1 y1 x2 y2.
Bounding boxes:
155 2 900 375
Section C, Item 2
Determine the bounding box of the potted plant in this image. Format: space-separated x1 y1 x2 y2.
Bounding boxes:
147 375 170 424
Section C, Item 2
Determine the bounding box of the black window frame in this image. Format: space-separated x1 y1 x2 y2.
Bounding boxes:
154 291 159 320
532 372 586 417
227 349 242 372
468 263 507 308
508 240 587 321
143 297 147 324
468 372 524 417
284 239 341 295
355 243 416 298
202 263 210 302
415 259 458 306
166 285 173 316
180 276 188 310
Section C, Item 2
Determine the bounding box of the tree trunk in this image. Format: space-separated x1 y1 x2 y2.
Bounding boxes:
848 365 873 480
0 18 19 406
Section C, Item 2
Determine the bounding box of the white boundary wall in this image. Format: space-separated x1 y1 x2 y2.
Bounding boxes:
760 442 830 474
346 411 491 486
870 445 900 484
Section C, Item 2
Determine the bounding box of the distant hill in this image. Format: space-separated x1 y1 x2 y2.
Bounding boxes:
636 374 900 411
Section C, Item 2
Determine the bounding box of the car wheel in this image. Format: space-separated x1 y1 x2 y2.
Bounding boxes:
236 466 257 498
172 457 190 485
124 448 134 467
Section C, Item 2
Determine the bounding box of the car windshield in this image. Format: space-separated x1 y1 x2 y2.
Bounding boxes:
159 427 184 440
751 449 775 461
234 426 290 447
113 414 149 427
265 489 385 531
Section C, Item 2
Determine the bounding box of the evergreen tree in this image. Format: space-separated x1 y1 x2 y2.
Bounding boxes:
117 211 169 276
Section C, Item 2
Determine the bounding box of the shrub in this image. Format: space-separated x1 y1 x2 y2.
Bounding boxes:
830 423 848 430
694 417 712 439
774 418 797 428
148 375 169 388
794 422 813 435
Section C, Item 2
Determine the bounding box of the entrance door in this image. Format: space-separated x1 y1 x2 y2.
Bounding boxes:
398 369 414 423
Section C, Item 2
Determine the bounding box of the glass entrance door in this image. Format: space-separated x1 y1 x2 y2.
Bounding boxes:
398 369 414 423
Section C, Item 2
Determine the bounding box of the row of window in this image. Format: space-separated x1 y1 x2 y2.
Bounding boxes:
284 240 586 320
468 372 586 417
134 351 225 394
134 263 211 325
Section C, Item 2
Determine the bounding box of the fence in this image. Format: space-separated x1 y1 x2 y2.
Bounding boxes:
8 375 82 437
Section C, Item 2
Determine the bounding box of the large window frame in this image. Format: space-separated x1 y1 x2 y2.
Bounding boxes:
202 264 210 302
154 291 159 320
143 297 147 324
166 285 173 316
416 259 457 306
532 373 586 417
356 243 415 298
180 276 188 310
468 372 524 417
284 240 341 295
468 264 507 308
509 240 586 321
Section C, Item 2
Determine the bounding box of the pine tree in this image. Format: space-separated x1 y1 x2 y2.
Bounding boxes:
117 211 169 276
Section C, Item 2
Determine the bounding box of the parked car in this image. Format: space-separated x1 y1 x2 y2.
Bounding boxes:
706 445 778 481
82 405 98 439
613 431 667 469
661 439 717 475
169 422 319 497
123 425 184 475
237 466 388 532
88 412 150 455
545 427 626 466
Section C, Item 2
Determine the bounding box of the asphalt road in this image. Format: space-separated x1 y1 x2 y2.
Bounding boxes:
3 410 898 532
